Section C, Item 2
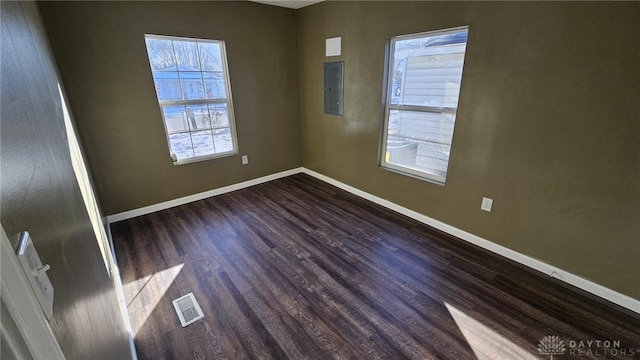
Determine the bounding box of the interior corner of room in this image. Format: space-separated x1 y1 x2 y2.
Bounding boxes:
2 0 639 359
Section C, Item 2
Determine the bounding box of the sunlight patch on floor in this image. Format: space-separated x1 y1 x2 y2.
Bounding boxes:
127 264 184 335
445 302 538 360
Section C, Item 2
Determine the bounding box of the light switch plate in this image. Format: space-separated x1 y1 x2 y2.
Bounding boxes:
241 155 248 165
481 197 493 212
16 231 53 320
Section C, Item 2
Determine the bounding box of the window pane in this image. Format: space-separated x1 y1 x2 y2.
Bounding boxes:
198 42 223 71
191 130 215 157
391 30 467 108
145 35 238 163
153 72 183 101
203 72 226 99
145 38 177 71
173 40 200 71
213 129 233 153
162 106 188 134
384 110 455 179
208 103 229 128
382 28 467 183
180 72 204 100
168 132 194 160
186 105 208 130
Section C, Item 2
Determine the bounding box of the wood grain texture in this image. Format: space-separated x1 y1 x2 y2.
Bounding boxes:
111 174 640 360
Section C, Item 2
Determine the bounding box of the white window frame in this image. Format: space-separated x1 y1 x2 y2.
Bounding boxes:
144 34 239 165
380 26 468 185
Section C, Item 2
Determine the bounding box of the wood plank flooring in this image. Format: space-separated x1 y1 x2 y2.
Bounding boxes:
111 174 640 360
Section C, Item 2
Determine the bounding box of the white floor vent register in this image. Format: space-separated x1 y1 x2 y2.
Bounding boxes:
172 292 204 327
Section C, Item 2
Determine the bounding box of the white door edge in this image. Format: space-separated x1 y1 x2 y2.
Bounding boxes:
1 224 65 360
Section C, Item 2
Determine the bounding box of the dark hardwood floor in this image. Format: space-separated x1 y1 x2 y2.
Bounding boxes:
111 174 640 360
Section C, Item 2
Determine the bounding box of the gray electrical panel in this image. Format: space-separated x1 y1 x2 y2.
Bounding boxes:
324 61 343 115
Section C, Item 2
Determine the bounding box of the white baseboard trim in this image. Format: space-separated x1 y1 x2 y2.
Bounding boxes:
300 168 640 314
105 224 138 360
106 168 304 223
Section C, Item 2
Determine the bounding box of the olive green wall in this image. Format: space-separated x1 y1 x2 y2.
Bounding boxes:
1 1 131 358
297 2 640 299
38 1 301 215
36 1 639 300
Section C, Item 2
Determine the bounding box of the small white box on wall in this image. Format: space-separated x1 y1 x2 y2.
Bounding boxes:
326 37 341 57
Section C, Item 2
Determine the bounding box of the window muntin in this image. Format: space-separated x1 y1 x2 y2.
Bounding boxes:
144 35 237 164
381 27 468 184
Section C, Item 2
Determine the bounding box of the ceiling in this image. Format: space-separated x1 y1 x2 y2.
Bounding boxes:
249 0 324 9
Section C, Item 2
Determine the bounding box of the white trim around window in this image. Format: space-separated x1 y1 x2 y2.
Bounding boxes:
144 34 239 165
380 26 469 184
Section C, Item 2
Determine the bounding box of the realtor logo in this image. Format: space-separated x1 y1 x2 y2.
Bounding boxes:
538 335 566 359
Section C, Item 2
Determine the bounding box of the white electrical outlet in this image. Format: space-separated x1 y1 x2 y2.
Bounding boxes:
241 155 248 165
481 197 493 212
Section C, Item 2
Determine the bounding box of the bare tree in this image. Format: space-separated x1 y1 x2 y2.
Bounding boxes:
146 38 222 71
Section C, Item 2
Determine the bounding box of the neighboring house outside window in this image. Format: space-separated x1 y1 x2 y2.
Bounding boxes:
144 35 238 164
380 27 468 184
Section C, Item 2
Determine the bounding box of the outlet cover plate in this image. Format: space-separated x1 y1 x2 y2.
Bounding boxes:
481 197 493 212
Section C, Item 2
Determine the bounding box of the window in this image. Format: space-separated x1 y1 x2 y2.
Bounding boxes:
380 27 468 184
144 35 238 164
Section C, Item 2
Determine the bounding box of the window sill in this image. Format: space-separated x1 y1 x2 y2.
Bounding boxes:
172 150 238 166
